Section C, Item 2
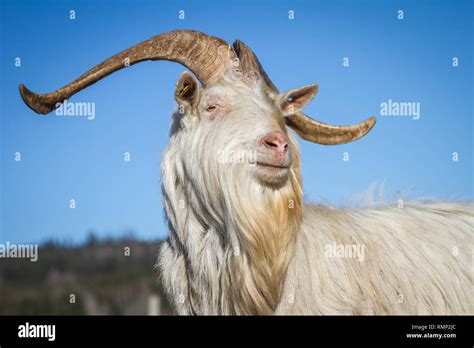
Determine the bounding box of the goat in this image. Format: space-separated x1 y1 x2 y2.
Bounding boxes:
19 30 473 315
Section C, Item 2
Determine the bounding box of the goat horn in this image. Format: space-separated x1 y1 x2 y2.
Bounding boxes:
19 30 238 114
285 113 376 145
233 39 376 145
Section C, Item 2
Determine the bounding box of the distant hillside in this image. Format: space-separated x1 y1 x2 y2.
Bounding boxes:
0 237 174 315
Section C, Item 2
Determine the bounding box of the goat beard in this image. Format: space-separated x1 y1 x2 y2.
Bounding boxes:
219 145 303 315
162 134 303 315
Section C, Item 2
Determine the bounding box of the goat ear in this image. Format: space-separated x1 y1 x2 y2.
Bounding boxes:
278 84 318 116
175 71 201 109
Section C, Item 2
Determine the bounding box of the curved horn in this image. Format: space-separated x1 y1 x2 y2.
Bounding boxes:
285 113 376 145
233 39 375 145
20 30 238 114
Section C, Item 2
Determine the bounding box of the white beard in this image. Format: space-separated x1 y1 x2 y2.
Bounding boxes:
158 116 303 314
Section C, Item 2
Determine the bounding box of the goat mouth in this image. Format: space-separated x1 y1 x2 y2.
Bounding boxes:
255 161 292 177
256 162 290 169
254 161 291 186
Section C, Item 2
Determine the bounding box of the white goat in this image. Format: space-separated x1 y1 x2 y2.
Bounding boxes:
19 30 473 315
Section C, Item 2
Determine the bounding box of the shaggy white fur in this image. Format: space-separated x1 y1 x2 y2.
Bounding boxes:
277 203 473 314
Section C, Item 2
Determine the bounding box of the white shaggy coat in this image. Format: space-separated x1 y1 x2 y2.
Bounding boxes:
277 203 473 314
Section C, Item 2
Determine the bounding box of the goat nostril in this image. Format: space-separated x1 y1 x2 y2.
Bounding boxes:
261 132 289 153
265 140 278 148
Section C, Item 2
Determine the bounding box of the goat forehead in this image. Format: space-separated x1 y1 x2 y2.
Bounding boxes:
205 84 276 113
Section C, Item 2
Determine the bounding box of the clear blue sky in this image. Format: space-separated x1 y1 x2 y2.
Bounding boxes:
1 0 472 244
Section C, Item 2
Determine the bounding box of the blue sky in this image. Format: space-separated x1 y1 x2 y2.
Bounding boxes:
1 0 472 244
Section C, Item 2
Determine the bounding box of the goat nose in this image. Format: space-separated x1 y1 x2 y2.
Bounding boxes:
261 132 289 154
